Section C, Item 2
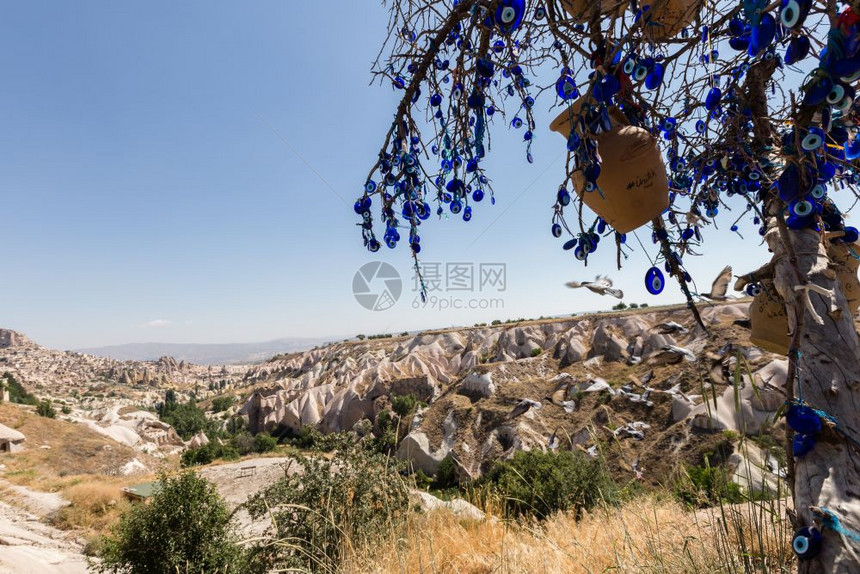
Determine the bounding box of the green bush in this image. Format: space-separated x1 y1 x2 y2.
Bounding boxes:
159 399 210 440
674 463 744 508
181 441 239 467
61 405 72 415
433 454 458 489
254 433 277 453
391 394 418 418
3 372 37 405
530 348 542 357
482 450 618 520
36 399 56 418
244 442 409 572
94 470 244 573
211 396 234 413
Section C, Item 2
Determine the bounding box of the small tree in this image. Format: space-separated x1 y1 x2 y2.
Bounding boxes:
94 470 243 574
36 399 56 418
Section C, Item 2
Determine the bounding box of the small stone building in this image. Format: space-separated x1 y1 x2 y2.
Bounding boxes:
0 423 26 453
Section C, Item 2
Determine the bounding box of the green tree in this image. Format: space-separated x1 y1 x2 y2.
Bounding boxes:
211 396 234 413
159 399 209 440
3 372 37 405
94 470 243 574
482 450 617 520
36 399 56 418
245 442 409 572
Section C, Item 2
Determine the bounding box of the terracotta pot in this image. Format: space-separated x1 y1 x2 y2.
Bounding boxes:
561 0 626 22
827 241 860 315
749 279 791 355
550 105 670 233
642 0 702 42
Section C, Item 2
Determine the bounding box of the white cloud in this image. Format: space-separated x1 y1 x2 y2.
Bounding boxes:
142 319 172 328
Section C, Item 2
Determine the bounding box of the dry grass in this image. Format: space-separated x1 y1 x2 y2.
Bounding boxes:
52 479 135 534
0 402 164 491
344 496 793 574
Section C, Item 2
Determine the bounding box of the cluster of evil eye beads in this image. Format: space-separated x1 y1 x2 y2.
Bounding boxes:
358 0 537 256
546 0 860 296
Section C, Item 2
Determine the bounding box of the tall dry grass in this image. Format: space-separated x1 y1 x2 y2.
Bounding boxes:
343 495 793 574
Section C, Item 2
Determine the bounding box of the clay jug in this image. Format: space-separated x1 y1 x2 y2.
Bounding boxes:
550 103 669 233
749 279 791 355
641 0 702 42
827 241 860 315
561 0 626 22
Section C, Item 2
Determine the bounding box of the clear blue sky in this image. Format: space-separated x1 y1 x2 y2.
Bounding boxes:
2 1 772 350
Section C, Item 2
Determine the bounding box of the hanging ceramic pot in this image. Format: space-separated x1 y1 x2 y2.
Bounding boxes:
560 0 626 23
827 240 860 314
641 0 702 43
749 278 791 355
550 101 669 233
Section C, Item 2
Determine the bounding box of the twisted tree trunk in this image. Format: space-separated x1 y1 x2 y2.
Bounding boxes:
766 224 860 572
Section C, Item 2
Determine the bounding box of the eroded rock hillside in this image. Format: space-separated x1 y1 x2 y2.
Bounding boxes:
239 302 789 488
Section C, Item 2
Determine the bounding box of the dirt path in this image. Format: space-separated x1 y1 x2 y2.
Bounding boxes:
0 498 88 574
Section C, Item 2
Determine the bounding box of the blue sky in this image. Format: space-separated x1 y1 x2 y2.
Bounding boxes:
2 1 773 350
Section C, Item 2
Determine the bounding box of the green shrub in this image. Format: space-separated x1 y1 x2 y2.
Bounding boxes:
434 454 458 489
61 405 72 415
530 348 542 357
391 394 418 418
244 442 409 572
159 399 210 440
211 396 234 413
674 463 744 508
94 470 243 573
181 441 239 467
254 433 277 453
481 450 618 520
3 372 37 405
36 399 56 418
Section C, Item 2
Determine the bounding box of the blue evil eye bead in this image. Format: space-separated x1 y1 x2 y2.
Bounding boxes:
730 35 750 52
792 433 817 457
463 205 472 221
749 13 776 56
486 105 495 116
367 238 380 252
645 267 665 295
786 215 813 230
556 74 578 100
810 184 826 200
845 139 860 160
780 0 811 30
472 188 484 202
695 120 707 134
843 226 860 243
622 56 636 75
597 218 606 234
661 117 677 133
557 187 571 206
746 283 763 296
551 223 562 238
633 63 649 82
801 127 824 151
476 58 495 78
534 7 546 20
467 92 485 109
562 238 577 251
495 0 525 35
645 63 664 90
511 117 523 129
792 526 822 560
681 227 694 240
785 35 810 66
803 71 833 107
450 200 462 214
786 403 823 435
574 245 587 260
705 87 722 111
365 181 377 193
729 17 745 37
789 198 816 218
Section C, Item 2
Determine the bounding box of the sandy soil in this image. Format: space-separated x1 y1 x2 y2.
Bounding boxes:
198 456 297 538
0 489 87 574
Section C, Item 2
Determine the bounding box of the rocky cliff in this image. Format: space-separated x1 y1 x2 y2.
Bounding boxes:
237 301 791 489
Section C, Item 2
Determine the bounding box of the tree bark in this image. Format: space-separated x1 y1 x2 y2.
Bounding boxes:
765 224 860 572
